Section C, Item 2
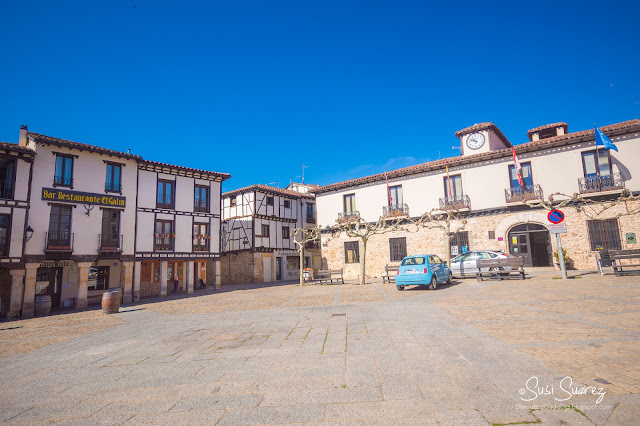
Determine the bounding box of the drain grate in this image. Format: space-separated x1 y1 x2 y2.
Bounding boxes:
593 378 612 385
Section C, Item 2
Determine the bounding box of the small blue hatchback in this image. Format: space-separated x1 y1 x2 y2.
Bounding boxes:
395 254 452 291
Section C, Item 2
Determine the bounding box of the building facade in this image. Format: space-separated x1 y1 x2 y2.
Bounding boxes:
1 125 229 318
314 120 640 279
220 184 320 284
133 160 229 299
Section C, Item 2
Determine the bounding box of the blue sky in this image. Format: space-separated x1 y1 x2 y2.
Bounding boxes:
1 1 638 191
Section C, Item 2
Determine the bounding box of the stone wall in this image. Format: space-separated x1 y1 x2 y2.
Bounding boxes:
140 281 160 298
321 202 640 280
221 251 256 285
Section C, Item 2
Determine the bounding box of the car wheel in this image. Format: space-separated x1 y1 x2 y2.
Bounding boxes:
446 272 452 285
396 285 405 291
429 276 437 290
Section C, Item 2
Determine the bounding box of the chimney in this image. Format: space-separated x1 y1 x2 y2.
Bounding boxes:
18 124 28 146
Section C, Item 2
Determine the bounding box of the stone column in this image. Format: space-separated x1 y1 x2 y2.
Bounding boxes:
76 262 92 309
160 260 168 297
186 260 194 294
215 260 221 290
122 261 134 303
206 259 215 287
133 261 141 302
22 263 39 317
8 269 25 319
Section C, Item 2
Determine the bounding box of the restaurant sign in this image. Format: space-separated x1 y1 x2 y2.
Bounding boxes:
42 188 125 207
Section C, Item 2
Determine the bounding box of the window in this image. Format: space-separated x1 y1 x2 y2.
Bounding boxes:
389 185 403 207
284 199 291 208
194 185 209 212
0 214 10 256
100 210 120 249
389 237 407 261
344 241 359 263
429 255 443 264
305 256 312 269
508 162 533 189
0 158 15 199
344 194 356 213
47 205 72 249
582 150 611 177
88 266 110 291
306 203 316 221
230 197 237 207
587 219 621 251
193 223 209 251
155 220 174 251
443 175 462 199
157 180 175 209
282 226 290 239
488 231 496 239
266 196 274 206
54 154 74 187
261 224 270 237
450 231 469 257
105 163 122 192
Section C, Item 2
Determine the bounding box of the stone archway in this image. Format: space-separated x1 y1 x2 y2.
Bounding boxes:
506 222 552 267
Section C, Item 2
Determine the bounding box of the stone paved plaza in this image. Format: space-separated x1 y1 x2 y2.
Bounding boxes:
1 271 639 425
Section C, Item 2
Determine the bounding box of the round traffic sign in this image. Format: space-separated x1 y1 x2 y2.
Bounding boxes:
547 210 564 224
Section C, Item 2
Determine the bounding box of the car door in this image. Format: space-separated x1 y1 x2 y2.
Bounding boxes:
462 252 480 277
431 255 445 282
450 254 463 277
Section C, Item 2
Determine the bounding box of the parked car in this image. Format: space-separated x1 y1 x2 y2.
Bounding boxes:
395 254 452 291
450 250 514 278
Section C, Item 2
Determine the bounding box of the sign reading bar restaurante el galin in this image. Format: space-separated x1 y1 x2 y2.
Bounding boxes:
41 188 126 207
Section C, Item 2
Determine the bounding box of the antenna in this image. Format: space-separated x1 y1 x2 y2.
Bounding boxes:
268 181 279 187
296 163 308 184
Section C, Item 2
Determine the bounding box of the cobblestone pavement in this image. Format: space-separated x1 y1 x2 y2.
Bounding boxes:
1 270 639 425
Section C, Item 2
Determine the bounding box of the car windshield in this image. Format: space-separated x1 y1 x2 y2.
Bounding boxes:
401 257 425 266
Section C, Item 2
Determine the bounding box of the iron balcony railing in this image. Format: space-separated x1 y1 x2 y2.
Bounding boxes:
505 184 543 203
338 211 360 221
156 201 174 210
439 194 471 210
45 231 74 251
155 234 174 251
0 180 14 199
306 215 316 223
305 241 320 250
0 236 7 257
99 234 123 251
53 175 73 187
105 182 122 192
578 173 625 194
383 203 410 217
193 241 209 252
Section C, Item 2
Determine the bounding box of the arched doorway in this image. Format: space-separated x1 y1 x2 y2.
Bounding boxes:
508 223 552 267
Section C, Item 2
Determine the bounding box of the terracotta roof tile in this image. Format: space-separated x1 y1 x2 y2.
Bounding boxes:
223 184 315 199
312 119 640 194
527 122 568 139
28 132 142 160
139 159 230 181
0 142 35 155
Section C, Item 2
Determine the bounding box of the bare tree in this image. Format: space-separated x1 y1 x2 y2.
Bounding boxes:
292 227 321 286
527 190 640 219
332 215 410 285
416 209 468 264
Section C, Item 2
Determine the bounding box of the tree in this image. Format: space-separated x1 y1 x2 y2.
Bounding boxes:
526 190 640 219
332 215 410 285
292 227 321 286
416 208 468 264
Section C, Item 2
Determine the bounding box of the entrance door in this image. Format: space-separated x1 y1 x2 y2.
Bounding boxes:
508 224 551 267
275 257 282 280
50 267 63 308
263 257 272 282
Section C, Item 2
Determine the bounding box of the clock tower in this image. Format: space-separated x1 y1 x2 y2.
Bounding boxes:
455 122 512 157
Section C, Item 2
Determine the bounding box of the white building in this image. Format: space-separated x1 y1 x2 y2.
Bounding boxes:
221 184 320 284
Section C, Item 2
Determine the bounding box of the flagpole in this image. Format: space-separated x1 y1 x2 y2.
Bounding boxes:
594 124 601 191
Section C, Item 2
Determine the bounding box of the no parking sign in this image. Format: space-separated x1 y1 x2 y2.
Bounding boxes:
547 210 564 224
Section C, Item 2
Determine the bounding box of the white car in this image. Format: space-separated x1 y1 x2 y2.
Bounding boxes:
449 250 514 278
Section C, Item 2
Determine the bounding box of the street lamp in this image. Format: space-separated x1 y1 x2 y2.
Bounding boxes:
25 226 34 242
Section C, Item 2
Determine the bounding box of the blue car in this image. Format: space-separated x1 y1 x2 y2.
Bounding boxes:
395 254 452 291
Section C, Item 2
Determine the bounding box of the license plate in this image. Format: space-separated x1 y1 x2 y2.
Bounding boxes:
406 269 418 274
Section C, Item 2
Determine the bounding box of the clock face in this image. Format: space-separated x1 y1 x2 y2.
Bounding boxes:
466 133 485 150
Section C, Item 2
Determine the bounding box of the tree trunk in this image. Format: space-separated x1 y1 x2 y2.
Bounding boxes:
359 239 367 285
299 246 305 287
445 232 452 265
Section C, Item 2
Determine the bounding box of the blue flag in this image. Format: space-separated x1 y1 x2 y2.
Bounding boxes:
594 125 618 152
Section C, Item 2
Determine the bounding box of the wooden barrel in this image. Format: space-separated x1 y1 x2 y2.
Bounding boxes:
101 288 122 314
35 295 52 316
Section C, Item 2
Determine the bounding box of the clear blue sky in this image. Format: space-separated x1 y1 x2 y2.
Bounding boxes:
1 1 638 191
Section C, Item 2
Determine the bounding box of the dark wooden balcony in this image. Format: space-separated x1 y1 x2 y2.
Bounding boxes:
505 184 543 203
306 215 316 223
45 231 73 251
578 173 625 194
439 195 471 211
383 203 409 217
99 234 123 251
154 235 174 251
53 175 73 187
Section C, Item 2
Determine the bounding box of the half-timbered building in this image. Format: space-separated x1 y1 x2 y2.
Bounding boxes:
221 184 320 284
